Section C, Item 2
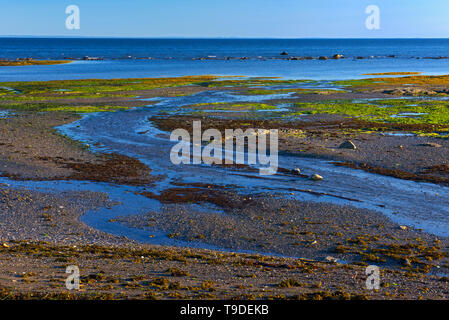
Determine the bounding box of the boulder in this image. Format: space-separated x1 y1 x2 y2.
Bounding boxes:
311 174 323 181
291 168 301 175
338 140 357 150
318 56 328 60
332 54 343 59
324 256 338 263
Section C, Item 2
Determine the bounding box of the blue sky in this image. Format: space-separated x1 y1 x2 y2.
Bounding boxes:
1 0 449 38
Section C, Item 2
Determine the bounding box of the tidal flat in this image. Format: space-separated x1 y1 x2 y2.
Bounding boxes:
0 74 449 300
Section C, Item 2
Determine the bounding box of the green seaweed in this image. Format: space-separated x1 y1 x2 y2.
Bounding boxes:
287 99 449 126
0 76 218 97
0 102 129 113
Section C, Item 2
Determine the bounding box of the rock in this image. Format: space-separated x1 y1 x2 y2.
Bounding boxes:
399 225 407 230
82 56 103 61
2 243 9 248
291 168 301 175
418 142 442 148
311 174 323 181
402 258 412 266
325 256 338 263
280 51 288 56
332 54 343 59
338 140 357 150
318 56 328 60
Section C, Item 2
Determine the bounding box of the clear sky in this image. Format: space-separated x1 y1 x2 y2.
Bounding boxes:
1 0 449 38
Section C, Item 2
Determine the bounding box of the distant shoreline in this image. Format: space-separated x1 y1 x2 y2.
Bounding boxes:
0 59 72 67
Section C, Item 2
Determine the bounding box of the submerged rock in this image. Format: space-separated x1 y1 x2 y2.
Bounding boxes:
318 56 328 60
280 51 288 56
338 140 357 150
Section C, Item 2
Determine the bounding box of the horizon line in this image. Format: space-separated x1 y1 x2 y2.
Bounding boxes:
2 35 449 40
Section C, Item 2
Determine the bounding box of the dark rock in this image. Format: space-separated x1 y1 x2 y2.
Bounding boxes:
402 258 412 267
338 140 357 150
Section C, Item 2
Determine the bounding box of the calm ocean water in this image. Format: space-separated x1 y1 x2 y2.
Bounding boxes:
2 38 449 81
